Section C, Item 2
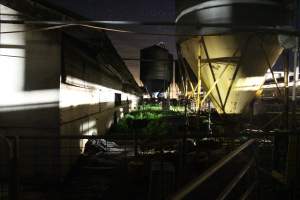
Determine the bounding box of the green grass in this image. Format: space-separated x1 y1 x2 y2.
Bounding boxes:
110 104 182 135
139 103 162 111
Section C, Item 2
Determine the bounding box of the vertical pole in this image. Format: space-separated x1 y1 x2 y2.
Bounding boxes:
286 39 299 199
286 3 299 199
197 55 201 112
10 136 19 200
284 51 290 130
134 130 138 157
185 79 188 98
197 40 202 112
208 100 212 135
292 38 299 129
173 60 176 99
179 98 188 187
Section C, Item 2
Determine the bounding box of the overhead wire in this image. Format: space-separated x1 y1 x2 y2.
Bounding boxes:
0 23 77 34
0 20 299 37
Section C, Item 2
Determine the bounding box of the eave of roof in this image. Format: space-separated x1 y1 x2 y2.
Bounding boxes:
0 0 142 93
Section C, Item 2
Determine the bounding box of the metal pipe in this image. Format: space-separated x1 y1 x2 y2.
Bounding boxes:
222 35 253 111
0 134 16 200
197 54 201 111
284 51 290 129
216 158 255 200
0 135 13 160
169 139 256 200
122 57 175 63
200 64 228 106
292 37 299 129
208 100 212 134
260 40 282 96
240 182 257 200
201 38 225 112
200 43 241 107
1 19 300 37
10 136 20 200
189 81 195 96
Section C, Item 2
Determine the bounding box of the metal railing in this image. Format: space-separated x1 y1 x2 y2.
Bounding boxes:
169 139 257 200
1 132 287 200
0 135 19 200
2 129 300 200
0 133 249 200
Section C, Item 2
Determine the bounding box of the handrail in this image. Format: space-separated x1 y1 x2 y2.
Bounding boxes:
170 139 256 200
216 158 255 200
240 182 257 200
0 134 16 200
1 130 299 140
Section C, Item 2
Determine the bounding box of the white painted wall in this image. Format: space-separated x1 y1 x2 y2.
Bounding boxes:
0 3 140 182
0 4 62 182
0 4 61 134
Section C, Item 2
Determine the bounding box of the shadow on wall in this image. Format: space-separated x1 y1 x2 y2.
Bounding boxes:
24 29 61 91
0 136 11 187
0 3 62 182
0 28 61 179
59 101 131 176
0 105 60 183
0 4 138 184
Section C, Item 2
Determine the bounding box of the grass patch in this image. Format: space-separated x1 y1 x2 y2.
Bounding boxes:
110 105 182 136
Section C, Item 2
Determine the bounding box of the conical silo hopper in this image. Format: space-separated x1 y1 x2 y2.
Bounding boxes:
140 45 173 96
176 0 288 114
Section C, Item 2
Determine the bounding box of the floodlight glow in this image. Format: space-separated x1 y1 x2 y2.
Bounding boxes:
234 76 265 91
179 33 283 114
60 76 139 109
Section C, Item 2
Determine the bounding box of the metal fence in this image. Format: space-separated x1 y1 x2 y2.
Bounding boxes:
170 139 258 200
0 135 10 200
0 133 287 200
0 135 19 200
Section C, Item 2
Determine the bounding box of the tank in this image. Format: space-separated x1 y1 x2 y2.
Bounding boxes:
140 45 173 95
176 0 288 114
175 60 185 92
175 59 198 93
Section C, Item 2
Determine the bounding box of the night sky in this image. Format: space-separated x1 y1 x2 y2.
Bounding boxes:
49 0 176 85
47 0 293 83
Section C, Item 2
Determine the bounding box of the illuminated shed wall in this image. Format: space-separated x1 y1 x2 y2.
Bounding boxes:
0 4 61 134
60 32 139 137
0 3 139 182
0 4 61 182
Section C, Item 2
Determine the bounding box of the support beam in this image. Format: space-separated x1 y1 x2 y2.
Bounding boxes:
286 38 300 188
177 42 222 110
200 44 242 107
176 44 188 97
223 35 252 110
201 37 225 112
201 57 240 64
189 80 195 97
284 51 289 129
292 37 299 129
197 53 201 111
177 49 191 86
201 65 228 107
259 39 282 96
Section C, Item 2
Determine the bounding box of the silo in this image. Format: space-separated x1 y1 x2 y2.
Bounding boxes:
140 45 173 96
176 0 288 114
175 59 198 93
175 60 185 92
